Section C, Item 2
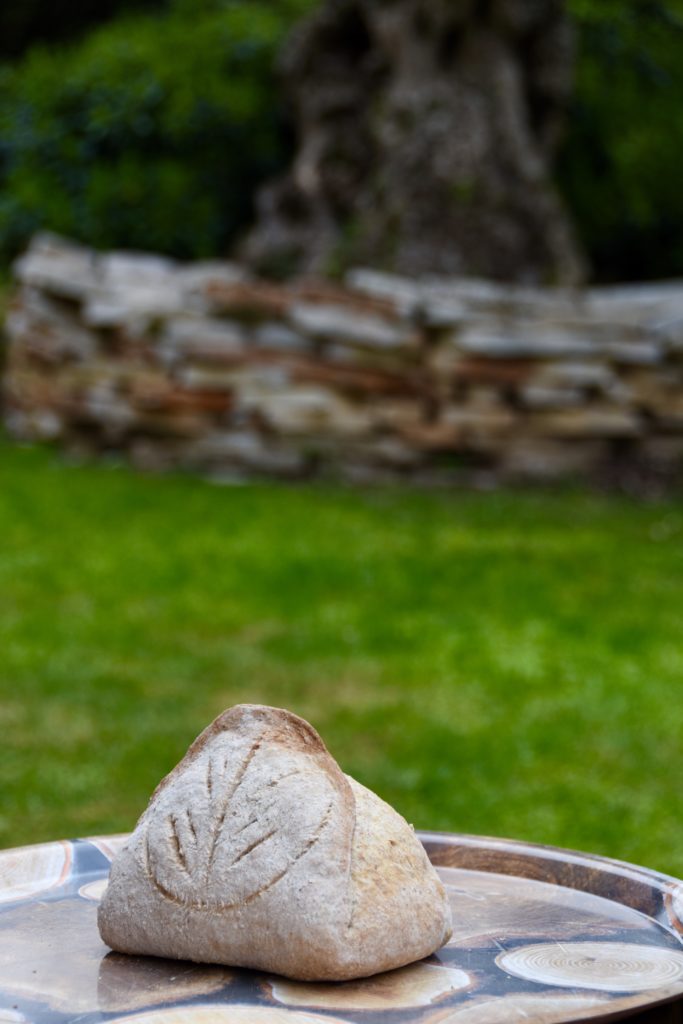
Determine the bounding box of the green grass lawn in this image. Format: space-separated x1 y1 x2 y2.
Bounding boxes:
1 441 682 877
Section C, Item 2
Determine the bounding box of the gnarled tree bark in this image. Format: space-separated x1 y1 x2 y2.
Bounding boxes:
243 0 586 285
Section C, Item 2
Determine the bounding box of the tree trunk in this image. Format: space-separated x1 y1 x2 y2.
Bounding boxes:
243 0 586 285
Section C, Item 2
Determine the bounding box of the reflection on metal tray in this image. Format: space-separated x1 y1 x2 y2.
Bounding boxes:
1 831 682 1023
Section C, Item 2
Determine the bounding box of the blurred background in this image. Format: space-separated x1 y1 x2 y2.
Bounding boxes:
1 0 682 878
1 0 682 280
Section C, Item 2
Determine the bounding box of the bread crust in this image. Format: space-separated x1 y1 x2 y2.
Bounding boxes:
98 704 452 980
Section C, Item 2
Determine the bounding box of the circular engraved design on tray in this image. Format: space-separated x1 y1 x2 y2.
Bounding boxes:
107 1006 351 1024
269 962 471 1010
497 941 683 993
78 878 108 901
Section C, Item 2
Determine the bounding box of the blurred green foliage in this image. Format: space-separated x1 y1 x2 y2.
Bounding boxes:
0 0 681 280
0 0 314 261
561 0 683 280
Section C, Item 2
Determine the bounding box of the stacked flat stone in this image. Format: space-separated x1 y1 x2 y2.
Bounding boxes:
4 233 683 485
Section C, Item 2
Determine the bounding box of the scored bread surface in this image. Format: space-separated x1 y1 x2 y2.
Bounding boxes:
98 704 452 980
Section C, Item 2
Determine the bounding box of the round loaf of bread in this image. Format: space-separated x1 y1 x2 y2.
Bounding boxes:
98 704 452 980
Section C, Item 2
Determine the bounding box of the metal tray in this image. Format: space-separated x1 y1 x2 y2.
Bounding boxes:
1 832 682 1024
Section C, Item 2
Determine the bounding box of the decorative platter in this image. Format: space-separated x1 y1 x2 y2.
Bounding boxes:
1 832 683 1024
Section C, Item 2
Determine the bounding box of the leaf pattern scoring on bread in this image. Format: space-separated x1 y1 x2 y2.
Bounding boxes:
143 729 337 910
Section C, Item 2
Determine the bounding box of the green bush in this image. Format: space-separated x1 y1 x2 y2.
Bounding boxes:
561 0 683 281
0 0 314 262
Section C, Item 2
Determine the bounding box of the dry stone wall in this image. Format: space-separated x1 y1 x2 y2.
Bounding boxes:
4 234 683 485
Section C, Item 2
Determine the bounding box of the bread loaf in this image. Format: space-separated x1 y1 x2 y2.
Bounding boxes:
98 704 452 980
